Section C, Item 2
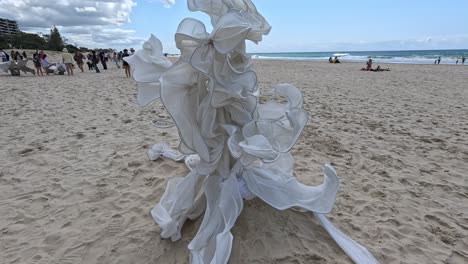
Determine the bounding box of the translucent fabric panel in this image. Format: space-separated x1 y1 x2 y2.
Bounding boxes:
123 34 173 106
187 0 271 42
0 61 11 72
124 34 172 83
188 174 242 264
151 170 206 240
136 82 161 106
243 108 309 153
160 62 211 161
242 163 339 213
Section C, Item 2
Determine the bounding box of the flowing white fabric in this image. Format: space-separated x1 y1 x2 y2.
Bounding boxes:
123 34 173 106
1 60 35 75
147 143 199 171
0 61 11 72
131 1 380 263
315 213 380 264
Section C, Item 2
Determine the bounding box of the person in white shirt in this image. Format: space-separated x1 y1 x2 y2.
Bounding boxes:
0 50 6 62
41 54 50 75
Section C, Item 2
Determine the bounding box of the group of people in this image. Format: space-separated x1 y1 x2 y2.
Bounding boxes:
31 49 81 76
1 47 137 77
0 49 28 62
434 56 466 65
84 48 133 77
455 56 466 65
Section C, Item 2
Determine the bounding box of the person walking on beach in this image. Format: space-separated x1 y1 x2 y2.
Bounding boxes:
437 56 441 64
33 52 43 76
462 56 466 65
99 51 108 70
74 51 85 73
122 49 131 77
15 51 23 60
62 48 74 76
41 54 50 75
86 53 94 70
113 51 120 68
91 50 100 73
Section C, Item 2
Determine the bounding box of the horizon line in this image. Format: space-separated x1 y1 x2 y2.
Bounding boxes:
249 48 468 54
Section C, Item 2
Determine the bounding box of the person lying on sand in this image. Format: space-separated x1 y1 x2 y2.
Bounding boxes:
371 65 390 71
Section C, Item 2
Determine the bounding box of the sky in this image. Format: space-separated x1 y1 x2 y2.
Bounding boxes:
1 0 467 53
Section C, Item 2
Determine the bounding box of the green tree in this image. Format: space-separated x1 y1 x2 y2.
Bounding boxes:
11 32 46 49
65 44 79 53
0 37 10 49
47 26 64 51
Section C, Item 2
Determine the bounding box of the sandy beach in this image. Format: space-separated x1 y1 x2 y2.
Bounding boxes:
1 57 467 264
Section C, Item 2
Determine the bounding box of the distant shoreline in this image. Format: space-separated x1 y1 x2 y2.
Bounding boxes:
250 56 468 65
249 49 468 65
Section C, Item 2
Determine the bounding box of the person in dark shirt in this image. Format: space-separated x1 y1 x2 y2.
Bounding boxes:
91 50 100 73
15 51 22 60
99 51 107 70
74 51 85 72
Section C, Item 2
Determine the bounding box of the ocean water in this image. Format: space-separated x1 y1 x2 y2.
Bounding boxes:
250 49 468 65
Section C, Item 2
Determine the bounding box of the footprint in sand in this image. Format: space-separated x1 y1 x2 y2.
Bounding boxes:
55 245 86 264
103 214 125 236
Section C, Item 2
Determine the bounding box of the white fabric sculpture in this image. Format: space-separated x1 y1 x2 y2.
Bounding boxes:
0 61 12 72
126 1 379 263
124 34 173 107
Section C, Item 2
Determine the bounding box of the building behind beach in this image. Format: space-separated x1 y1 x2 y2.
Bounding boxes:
0 18 20 37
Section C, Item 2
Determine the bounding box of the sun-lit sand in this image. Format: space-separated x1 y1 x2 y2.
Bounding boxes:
1 54 467 263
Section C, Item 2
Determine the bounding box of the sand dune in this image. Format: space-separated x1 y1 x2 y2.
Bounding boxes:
1 58 467 263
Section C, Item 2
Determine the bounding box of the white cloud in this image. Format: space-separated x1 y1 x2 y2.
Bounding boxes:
145 0 175 8
0 0 140 49
75 7 97 13
159 0 175 8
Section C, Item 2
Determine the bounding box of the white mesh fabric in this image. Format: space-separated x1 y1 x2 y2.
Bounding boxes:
129 1 380 263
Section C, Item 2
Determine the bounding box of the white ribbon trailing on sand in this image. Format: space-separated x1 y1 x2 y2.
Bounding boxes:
130 0 379 263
